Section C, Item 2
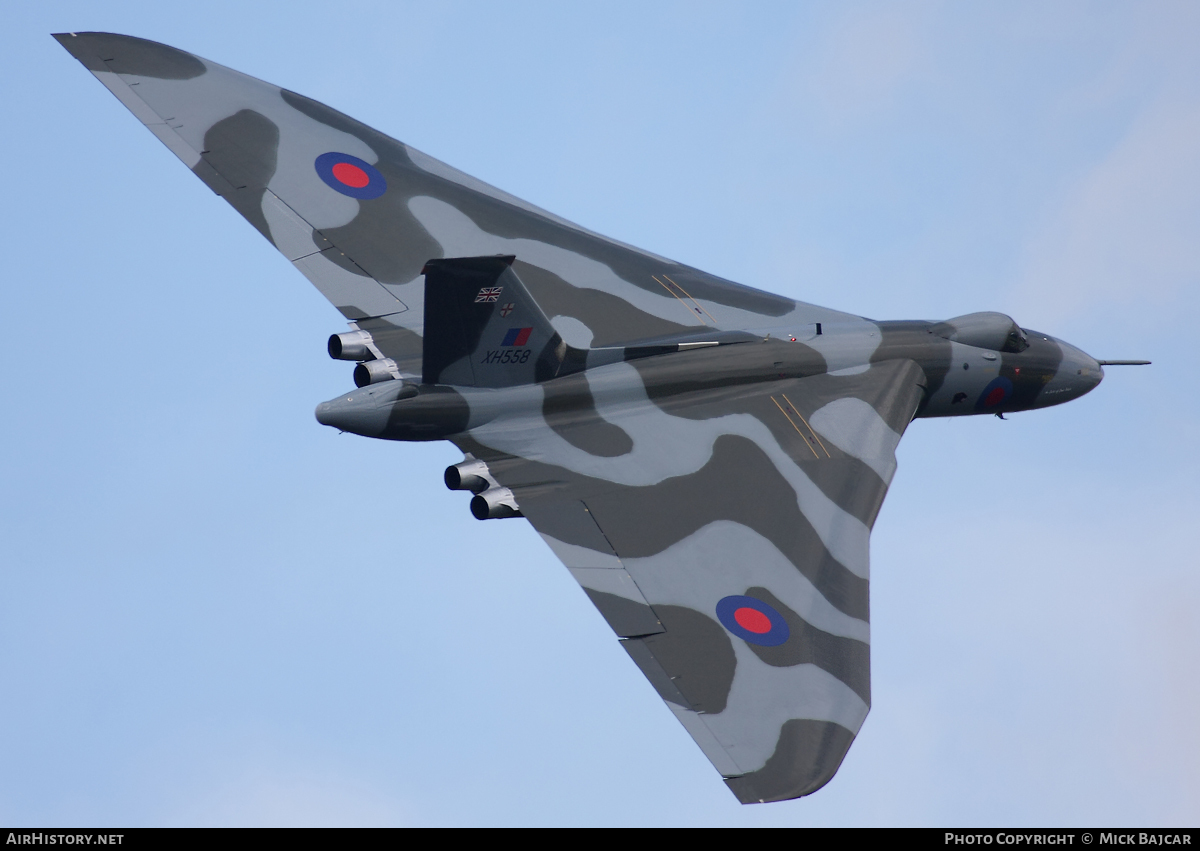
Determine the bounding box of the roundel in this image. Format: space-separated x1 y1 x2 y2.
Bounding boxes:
715 595 790 647
314 152 387 199
975 376 1014 411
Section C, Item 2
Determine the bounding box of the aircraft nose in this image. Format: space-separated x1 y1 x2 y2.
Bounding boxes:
1038 339 1103 407
1069 346 1104 391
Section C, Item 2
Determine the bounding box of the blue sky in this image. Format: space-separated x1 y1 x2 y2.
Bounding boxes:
1 1 1197 826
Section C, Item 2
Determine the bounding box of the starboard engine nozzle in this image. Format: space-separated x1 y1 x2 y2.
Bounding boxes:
470 487 522 520
353 358 399 387
328 330 374 361
445 459 493 493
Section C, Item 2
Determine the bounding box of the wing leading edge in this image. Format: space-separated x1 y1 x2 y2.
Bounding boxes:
454 358 927 802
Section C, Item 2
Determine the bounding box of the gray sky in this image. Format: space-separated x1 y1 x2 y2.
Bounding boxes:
2 0 1197 827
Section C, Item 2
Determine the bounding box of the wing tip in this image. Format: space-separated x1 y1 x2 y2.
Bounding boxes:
51 30 117 45
723 719 857 805
51 32 82 48
52 32 206 80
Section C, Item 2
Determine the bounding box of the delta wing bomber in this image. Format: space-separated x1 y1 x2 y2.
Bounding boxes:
57 32 1149 804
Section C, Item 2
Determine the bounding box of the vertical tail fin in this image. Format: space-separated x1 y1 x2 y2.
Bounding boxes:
421 256 581 387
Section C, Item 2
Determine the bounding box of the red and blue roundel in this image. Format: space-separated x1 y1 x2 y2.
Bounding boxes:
975 376 1014 411
314 152 387 199
716 595 790 647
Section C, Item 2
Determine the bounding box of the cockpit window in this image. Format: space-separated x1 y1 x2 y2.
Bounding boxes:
1002 327 1030 353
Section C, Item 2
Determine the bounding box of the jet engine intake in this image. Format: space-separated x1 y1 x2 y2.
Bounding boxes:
328 330 374 361
470 487 522 520
353 358 399 387
445 459 494 493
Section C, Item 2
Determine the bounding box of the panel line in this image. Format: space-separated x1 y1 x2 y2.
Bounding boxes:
662 274 719 325
782 393 831 458
770 396 821 459
652 275 709 325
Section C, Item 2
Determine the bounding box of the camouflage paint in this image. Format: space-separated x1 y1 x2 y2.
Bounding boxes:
58 32 1108 804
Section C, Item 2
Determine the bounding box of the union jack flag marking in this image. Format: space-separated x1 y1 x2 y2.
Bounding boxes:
475 287 504 303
